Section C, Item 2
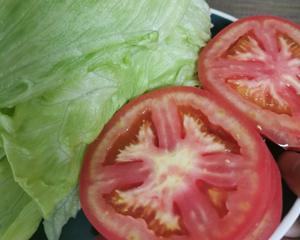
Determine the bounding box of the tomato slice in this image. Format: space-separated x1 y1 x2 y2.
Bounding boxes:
80 86 281 240
198 16 300 150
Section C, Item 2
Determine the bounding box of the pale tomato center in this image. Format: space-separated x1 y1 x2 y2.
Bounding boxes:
222 31 300 115
106 114 241 236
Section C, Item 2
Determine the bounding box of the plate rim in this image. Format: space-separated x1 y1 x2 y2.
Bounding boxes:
211 8 237 22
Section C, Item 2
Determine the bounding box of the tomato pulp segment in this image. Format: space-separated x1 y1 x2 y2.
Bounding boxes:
80 86 281 240
198 16 300 150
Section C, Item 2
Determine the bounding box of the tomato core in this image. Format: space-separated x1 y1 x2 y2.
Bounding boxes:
102 107 240 237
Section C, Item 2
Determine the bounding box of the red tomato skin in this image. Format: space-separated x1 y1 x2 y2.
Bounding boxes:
198 16 300 150
80 86 282 240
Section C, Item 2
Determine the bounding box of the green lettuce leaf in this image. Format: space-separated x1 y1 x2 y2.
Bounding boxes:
1 0 211 220
0 0 210 108
0 157 42 240
43 187 80 240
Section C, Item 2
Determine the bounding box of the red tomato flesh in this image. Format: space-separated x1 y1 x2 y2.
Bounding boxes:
199 16 300 150
80 86 281 240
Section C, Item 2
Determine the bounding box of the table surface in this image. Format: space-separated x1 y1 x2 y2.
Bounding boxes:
206 0 300 24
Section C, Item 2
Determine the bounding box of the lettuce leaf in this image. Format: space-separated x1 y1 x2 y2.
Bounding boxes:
0 0 210 108
0 0 211 237
0 157 42 240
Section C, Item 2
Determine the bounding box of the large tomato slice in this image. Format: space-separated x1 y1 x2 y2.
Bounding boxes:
80 86 281 240
198 16 300 150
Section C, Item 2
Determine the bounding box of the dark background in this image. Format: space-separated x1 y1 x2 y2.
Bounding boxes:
206 0 300 24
